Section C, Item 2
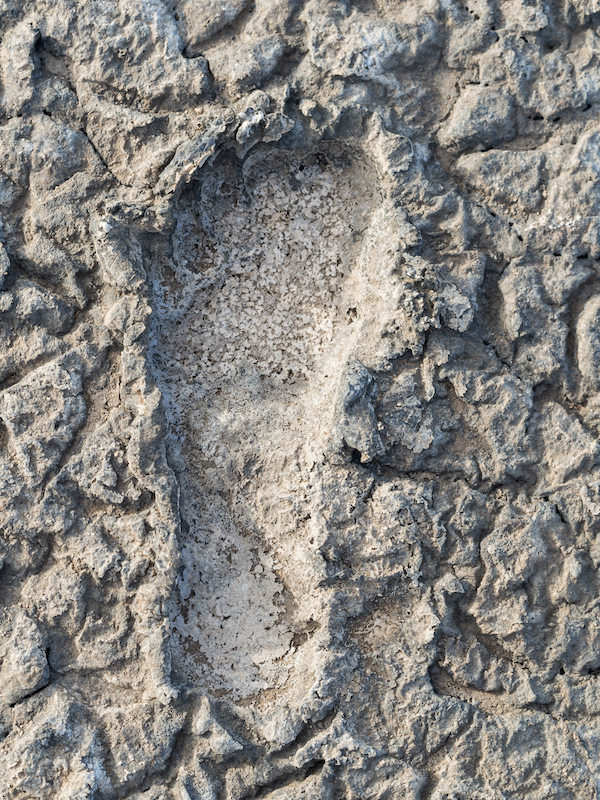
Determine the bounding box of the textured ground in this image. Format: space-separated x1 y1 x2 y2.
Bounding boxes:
2 0 600 798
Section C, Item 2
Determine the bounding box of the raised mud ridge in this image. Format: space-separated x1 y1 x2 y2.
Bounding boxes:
2 1 600 798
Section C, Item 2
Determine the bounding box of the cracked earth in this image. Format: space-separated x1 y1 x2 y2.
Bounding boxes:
2 0 600 798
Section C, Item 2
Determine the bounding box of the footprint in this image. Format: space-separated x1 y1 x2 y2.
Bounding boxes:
151 142 379 718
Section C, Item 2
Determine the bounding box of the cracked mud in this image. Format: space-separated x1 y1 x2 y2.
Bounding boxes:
2 0 600 798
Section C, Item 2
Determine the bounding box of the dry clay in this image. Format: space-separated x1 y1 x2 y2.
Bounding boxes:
2 0 600 798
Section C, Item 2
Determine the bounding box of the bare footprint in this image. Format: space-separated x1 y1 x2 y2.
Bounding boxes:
151 143 382 733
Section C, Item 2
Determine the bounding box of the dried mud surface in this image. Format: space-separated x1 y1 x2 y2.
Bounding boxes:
2 1 600 798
